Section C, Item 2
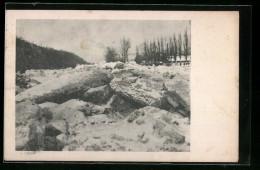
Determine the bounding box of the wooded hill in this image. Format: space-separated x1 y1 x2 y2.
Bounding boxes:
16 37 88 73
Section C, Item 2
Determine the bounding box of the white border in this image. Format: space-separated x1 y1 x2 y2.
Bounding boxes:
5 10 239 162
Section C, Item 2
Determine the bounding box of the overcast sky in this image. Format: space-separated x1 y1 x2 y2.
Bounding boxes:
17 20 190 63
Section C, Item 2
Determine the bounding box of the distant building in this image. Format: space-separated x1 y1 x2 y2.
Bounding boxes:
175 55 191 65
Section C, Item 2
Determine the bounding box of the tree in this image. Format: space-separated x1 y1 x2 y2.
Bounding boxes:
166 43 169 63
105 47 117 62
135 46 143 64
160 37 164 63
178 33 182 65
169 37 174 63
157 39 160 64
120 37 131 63
151 41 156 64
183 29 189 65
143 41 149 64
135 33 189 66
173 34 178 64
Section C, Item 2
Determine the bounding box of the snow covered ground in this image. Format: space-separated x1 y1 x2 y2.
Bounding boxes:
15 61 190 152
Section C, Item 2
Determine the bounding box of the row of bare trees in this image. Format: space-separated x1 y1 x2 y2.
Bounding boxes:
135 30 190 65
105 37 131 63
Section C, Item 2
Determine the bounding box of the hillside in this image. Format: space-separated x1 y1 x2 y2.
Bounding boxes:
16 37 88 73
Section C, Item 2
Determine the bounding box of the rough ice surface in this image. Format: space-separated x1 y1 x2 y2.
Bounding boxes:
16 61 190 152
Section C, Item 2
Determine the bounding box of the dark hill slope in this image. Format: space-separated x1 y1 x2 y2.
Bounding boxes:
16 38 89 73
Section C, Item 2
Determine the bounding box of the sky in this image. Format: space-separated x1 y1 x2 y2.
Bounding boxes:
17 20 191 63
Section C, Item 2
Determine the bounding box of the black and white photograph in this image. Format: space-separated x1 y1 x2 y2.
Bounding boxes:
15 19 191 152
5 10 239 162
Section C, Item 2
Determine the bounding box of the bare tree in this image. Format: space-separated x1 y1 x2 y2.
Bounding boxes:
183 29 189 65
136 46 139 56
152 41 157 64
157 39 160 65
143 41 148 64
165 42 169 63
135 46 143 64
178 33 182 65
169 37 174 64
160 37 164 63
173 34 178 64
120 37 131 63
136 34 186 66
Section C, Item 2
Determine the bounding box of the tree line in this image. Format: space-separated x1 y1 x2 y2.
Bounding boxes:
105 30 190 66
135 30 190 66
